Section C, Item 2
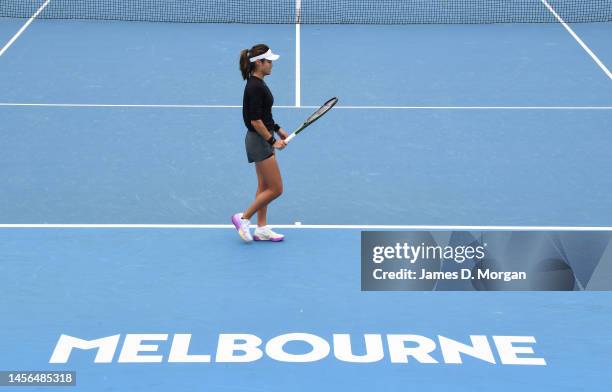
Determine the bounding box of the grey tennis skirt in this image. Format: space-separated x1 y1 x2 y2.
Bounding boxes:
245 131 275 163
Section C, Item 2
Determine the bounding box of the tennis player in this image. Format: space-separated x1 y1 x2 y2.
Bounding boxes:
232 44 288 243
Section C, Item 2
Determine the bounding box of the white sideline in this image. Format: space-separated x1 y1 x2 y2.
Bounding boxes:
0 0 51 58
540 0 612 80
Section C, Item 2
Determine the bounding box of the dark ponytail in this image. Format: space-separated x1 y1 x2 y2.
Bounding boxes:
239 49 250 80
239 44 270 80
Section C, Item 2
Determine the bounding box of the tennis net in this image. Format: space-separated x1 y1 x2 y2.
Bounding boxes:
1 0 611 24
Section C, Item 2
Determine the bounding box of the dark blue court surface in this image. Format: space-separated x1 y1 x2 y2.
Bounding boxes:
1 3 612 391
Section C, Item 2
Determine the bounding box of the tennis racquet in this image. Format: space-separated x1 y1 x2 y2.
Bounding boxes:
284 97 338 143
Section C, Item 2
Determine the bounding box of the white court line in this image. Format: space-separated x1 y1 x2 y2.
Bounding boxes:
295 0 302 107
540 0 612 80
0 0 51 58
0 224 610 231
312 105 612 110
0 103 245 108
1 103 611 110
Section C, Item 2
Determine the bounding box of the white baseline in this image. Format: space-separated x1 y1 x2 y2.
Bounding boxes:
0 224 611 231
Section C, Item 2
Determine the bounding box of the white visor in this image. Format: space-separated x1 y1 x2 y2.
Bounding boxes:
249 49 280 63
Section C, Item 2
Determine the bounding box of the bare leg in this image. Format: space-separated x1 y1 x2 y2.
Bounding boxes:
243 155 283 221
255 163 267 227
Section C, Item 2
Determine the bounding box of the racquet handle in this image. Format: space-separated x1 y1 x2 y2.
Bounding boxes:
285 133 296 143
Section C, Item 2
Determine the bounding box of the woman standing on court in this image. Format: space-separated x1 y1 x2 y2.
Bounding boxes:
232 44 288 243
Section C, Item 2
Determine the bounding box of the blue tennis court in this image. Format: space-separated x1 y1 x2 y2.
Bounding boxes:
1 0 612 390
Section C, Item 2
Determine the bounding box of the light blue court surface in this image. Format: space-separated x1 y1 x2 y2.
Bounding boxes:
1 229 612 391
0 21 295 104
1 107 612 225
1 14 612 392
568 22 612 67
0 17 25 42
301 24 612 106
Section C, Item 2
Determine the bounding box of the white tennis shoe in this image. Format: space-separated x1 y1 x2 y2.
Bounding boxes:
253 226 284 242
232 213 253 242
